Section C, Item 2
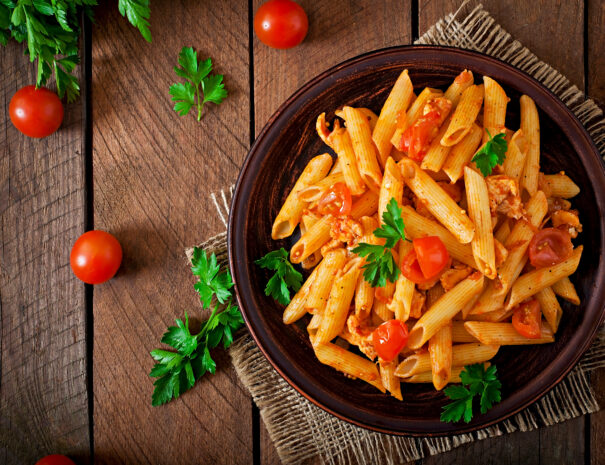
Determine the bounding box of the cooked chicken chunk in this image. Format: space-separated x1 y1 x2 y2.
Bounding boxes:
486 175 525 220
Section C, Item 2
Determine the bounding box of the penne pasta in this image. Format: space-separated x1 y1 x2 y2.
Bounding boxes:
344 106 383 192
535 287 563 333
502 129 526 181
328 125 367 195
298 172 345 202
380 358 402 400
355 271 374 319
300 213 322 269
388 240 415 321
441 84 484 146
520 95 540 195
452 321 479 342
443 70 474 108
464 321 554 345
420 115 453 172
283 265 321 324
402 364 490 384
482 76 509 143
442 123 483 183
272 153 333 239
390 88 443 148
305 248 348 313
551 276 580 305
378 157 404 220
429 323 452 390
541 173 580 198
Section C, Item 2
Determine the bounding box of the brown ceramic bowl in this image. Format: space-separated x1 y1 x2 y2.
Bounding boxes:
228 46 605 435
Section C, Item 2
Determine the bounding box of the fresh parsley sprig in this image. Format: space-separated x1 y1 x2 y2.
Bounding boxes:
150 249 244 406
0 0 151 102
255 248 303 305
169 46 227 121
352 198 406 288
440 363 502 423
471 129 508 177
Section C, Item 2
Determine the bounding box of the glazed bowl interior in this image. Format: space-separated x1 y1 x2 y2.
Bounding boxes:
229 46 605 435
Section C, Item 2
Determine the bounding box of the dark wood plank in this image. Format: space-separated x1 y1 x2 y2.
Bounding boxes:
418 1 587 464
418 0 585 91
91 1 251 464
0 37 90 463
252 2 412 462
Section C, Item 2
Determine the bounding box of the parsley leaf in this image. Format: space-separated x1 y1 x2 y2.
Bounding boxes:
191 247 234 309
170 46 227 121
352 197 405 287
440 363 502 423
471 130 508 177
150 252 244 406
118 0 152 42
255 248 303 305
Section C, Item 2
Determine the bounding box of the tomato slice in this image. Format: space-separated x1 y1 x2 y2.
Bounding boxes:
400 249 432 284
413 236 449 279
399 111 441 161
317 182 352 216
528 227 573 268
372 320 409 362
511 299 542 339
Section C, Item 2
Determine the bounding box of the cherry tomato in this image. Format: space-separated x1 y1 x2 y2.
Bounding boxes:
511 299 542 339
317 182 352 216
400 249 433 284
35 455 77 465
70 230 123 285
254 0 308 49
413 236 449 279
528 227 573 268
9 85 64 138
372 319 409 362
399 111 441 161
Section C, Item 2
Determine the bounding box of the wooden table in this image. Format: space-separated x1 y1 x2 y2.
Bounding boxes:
1 1 604 464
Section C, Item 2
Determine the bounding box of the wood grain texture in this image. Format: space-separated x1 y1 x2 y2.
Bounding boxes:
252 1 411 462
91 1 251 464
418 0 585 91
0 40 89 464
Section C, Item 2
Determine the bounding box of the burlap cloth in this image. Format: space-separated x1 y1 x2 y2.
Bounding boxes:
188 3 605 464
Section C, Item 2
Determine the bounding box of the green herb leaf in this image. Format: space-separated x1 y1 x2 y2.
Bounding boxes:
471 130 508 177
374 198 406 248
191 248 234 309
255 248 303 305
118 0 151 42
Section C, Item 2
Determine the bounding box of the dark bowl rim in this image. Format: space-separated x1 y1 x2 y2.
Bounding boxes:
228 44 605 436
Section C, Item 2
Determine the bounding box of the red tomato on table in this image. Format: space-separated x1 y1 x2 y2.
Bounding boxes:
401 236 449 284
70 230 123 285
528 227 573 268
317 182 352 216
254 0 308 49
35 455 76 465
372 320 409 362
511 299 542 339
9 85 64 138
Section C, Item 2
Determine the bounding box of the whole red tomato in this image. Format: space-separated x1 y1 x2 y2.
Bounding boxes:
35 455 76 465
254 0 308 49
9 85 64 138
70 230 123 285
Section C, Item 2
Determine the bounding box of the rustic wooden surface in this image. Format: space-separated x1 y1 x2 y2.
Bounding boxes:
0 0 603 464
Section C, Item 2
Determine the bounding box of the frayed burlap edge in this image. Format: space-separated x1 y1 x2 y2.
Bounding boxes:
187 2 605 463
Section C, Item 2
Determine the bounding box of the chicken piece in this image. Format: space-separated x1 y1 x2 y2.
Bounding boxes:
343 313 377 360
440 264 473 291
494 238 509 267
330 215 363 246
551 209 582 238
486 175 525 220
547 196 572 214
409 289 426 319
320 239 344 256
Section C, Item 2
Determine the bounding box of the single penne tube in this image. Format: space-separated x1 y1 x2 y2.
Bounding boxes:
337 107 378 130
441 84 484 146
429 323 453 390
380 358 402 400
506 246 583 310
300 214 322 269
442 123 483 182
388 241 415 321
390 88 443 148
494 218 511 244
402 364 492 384
395 343 498 377
314 342 385 392
372 69 414 167
535 287 563 333
502 129 526 181
307 312 322 332
466 307 513 323
551 276 580 305
407 273 485 349
400 205 477 268
290 190 378 263
465 167 497 279
464 321 554 345
373 282 396 321
344 106 383 192
520 95 540 196
541 173 580 198
328 126 366 195
298 172 345 202
421 115 453 172
378 157 404 220
443 70 474 108
400 158 475 243
283 265 321 324
314 262 361 345
305 248 348 313
426 283 445 307
460 288 483 318
272 153 333 239
355 271 374 319
452 321 479 342
482 76 509 143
